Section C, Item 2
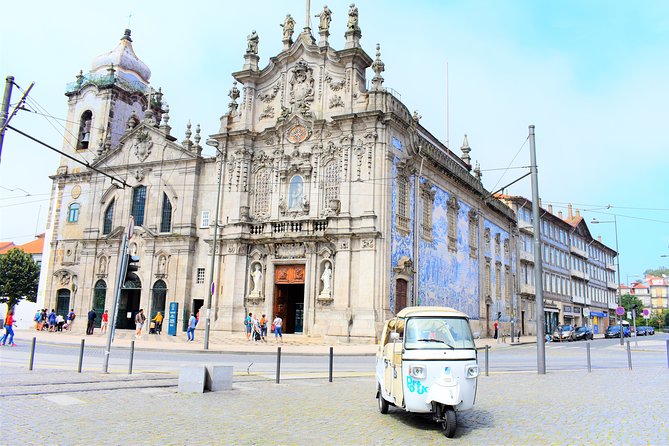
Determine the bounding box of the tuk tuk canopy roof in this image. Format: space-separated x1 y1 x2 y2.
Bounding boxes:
395 306 470 320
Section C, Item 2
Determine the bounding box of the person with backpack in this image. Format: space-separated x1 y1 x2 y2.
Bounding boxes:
244 312 253 341
135 309 146 338
67 309 76 331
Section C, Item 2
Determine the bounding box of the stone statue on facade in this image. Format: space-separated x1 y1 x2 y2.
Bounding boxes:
246 30 259 55
250 264 263 296
316 5 332 32
347 4 359 31
281 14 296 42
320 262 332 296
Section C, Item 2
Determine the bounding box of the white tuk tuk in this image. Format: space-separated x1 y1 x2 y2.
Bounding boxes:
376 306 479 437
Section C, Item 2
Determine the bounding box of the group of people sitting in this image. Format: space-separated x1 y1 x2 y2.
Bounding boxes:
33 308 76 332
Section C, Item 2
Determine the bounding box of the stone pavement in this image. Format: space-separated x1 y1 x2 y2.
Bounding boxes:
10 326 544 355
3 364 668 445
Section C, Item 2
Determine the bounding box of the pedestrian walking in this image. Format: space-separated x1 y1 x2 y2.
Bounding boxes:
186 313 197 342
251 314 261 342
493 320 499 341
100 310 109 333
135 309 146 338
67 309 76 331
1 309 17 346
244 312 253 341
48 309 57 332
272 315 283 343
259 313 268 342
33 309 43 331
86 308 97 335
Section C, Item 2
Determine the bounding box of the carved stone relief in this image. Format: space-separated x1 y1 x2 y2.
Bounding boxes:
275 243 305 259
132 129 153 162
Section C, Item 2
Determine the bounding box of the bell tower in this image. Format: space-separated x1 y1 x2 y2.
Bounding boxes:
60 29 152 171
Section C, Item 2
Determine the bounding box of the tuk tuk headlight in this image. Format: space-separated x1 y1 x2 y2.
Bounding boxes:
408 365 426 379
465 364 479 379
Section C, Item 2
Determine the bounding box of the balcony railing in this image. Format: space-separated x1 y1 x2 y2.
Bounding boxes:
248 219 328 236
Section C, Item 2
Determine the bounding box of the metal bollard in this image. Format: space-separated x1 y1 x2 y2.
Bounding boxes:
485 345 490 376
78 339 85 373
626 341 632 370
329 346 334 383
28 337 36 371
128 340 135 375
276 347 281 384
586 342 591 373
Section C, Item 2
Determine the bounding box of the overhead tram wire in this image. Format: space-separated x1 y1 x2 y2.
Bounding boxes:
488 135 530 196
6 125 129 188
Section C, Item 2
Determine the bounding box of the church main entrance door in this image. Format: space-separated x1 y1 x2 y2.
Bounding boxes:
273 264 305 334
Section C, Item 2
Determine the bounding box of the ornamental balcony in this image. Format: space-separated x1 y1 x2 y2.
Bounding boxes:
247 219 329 238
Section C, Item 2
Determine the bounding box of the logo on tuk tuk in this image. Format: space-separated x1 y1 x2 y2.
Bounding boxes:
406 376 428 394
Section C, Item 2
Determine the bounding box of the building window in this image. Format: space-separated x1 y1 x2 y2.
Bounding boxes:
160 193 172 233
323 160 340 207
131 185 147 226
201 211 210 228
103 199 114 235
419 182 435 241
396 175 410 232
485 258 491 297
197 268 205 284
77 110 93 150
68 203 80 223
495 262 502 296
288 175 304 210
505 266 512 301
447 195 459 251
253 168 271 220
468 210 478 258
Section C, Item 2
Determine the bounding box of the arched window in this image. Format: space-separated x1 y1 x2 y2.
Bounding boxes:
77 110 93 150
151 280 167 320
288 175 304 209
93 280 106 327
160 193 172 233
68 203 80 223
131 185 147 226
322 160 340 206
103 199 115 235
253 168 271 219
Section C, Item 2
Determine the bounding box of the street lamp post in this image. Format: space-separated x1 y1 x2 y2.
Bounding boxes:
203 138 224 350
591 215 623 345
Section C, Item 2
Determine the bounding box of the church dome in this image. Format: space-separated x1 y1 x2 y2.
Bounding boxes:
90 29 151 83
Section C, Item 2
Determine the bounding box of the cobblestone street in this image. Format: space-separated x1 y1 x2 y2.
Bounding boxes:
4 366 668 445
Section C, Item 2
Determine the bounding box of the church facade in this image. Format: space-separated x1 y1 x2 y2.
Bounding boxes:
39 5 518 341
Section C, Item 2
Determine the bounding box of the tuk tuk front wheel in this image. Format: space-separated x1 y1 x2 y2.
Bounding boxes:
377 385 389 414
441 406 457 438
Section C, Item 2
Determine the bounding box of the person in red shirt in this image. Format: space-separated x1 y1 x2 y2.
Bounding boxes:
100 310 109 334
1 309 17 346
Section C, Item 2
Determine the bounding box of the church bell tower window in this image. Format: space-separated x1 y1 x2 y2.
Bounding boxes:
77 110 93 150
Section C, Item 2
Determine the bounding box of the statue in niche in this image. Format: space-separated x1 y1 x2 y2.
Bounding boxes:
316 5 332 32
280 14 295 42
158 256 167 275
347 3 359 31
250 264 263 296
98 257 107 275
246 30 259 55
320 262 332 296
288 176 303 210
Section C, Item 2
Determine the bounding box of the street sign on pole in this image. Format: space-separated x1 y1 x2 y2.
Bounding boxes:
616 306 625 316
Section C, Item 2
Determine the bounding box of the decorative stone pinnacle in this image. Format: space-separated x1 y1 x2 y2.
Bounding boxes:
461 133 471 167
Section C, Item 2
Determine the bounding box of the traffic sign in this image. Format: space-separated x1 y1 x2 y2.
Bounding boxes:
642 308 650 317
616 306 625 316
211 281 215 296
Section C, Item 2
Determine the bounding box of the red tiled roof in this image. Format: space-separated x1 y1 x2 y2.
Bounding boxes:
17 233 44 254
0 242 16 255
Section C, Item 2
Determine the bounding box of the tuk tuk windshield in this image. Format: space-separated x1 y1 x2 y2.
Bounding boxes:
404 317 476 350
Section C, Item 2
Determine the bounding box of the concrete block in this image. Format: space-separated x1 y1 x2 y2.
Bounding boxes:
205 364 233 391
178 365 206 393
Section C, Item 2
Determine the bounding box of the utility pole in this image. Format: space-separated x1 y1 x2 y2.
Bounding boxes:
0 75 15 164
529 125 546 374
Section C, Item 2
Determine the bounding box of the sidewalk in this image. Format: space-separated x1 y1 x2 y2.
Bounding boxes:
11 327 540 355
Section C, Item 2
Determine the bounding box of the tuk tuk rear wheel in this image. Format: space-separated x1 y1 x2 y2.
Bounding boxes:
377 385 389 414
441 407 457 438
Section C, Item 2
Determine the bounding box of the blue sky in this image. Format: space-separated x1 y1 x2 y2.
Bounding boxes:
1 0 668 282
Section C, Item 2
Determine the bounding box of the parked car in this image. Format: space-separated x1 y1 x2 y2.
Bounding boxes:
636 326 648 336
574 326 594 341
604 325 631 338
552 324 575 342
648 326 655 335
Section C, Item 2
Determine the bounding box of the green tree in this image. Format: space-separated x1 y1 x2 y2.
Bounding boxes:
620 293 643 321
0 248 40 310
643 267 669 277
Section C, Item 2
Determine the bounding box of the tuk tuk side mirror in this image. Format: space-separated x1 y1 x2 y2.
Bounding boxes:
390 332 400 342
